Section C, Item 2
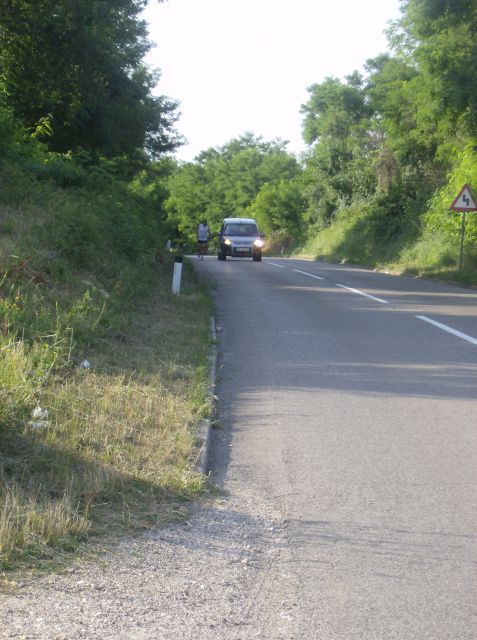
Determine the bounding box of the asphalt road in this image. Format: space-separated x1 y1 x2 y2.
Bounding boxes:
195 256 477 639
2 256 475 640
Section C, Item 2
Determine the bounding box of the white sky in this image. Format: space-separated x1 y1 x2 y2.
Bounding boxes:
143 0 403 161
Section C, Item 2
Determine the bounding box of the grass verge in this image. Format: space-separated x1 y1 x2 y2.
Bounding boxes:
0 158 213 579
294 205 477 287
1 257 212 578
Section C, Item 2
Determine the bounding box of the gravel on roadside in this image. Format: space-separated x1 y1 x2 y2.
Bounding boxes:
0 488 298 640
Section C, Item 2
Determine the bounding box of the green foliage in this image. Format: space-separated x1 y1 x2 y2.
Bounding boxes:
0 103 172 293
0 3 214 573
0 104 21 158
389 0 477 144
364 54 440 165
165 134 303 244
301 74 371 145
424 145 477 256
0 129 212 570
250 178 306 237
295 0 477 282
301 75 378 227
34 153 89 187
0 0 181 158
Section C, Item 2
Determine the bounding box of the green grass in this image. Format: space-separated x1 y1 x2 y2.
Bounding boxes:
0 259 212 575
0 157 213 577
294 201 477 287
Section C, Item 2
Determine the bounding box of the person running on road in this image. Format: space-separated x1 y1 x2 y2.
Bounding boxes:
197 220 209 259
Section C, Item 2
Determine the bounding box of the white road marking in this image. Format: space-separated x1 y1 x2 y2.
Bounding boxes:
336 284 390 304
267 268 477 347
416 315 477 345
292 269 325 281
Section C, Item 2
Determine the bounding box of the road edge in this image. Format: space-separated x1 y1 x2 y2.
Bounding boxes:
195 316 217 475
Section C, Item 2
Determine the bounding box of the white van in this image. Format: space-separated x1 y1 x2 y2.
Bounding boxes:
217 217 264 262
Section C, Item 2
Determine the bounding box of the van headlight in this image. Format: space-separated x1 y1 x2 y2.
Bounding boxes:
224 238 232 245
254 239 264 248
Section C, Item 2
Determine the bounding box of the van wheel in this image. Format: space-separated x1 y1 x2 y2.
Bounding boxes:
253 253 262 262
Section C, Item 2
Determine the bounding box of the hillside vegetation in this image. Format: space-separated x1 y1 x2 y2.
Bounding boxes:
2 0 477 575
165 1 477 285
0 116 212 575
0 1 211 575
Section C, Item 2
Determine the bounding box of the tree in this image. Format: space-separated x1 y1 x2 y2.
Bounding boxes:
301 74 371 145
300 75 377 226
250 178 306 238
165 162 210 242
165 135 304 244
390 0 477 142
0 0 182 157
363 52 448 190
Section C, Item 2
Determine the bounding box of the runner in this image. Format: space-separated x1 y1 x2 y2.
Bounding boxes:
197 220 209 259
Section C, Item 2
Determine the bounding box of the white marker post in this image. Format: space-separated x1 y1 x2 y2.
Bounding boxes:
172 256 183 294
450 184 477 270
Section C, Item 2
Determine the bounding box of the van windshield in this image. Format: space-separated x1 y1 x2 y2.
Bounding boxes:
224 223 258 236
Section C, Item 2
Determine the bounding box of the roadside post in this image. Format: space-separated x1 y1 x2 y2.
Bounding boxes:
450 184 477 270
172 256 183 294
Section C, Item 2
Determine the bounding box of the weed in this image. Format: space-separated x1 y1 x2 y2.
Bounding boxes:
0 156 212 574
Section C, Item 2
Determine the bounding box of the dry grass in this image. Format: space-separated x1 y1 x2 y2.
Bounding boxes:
0 485 90 566
0 259 212 574
0 157 213 575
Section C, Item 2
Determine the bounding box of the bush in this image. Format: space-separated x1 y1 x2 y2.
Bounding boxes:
0 144 211 571
34 154 88 188
424 145 477 251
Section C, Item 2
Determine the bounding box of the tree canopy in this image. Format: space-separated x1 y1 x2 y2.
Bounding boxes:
165 134 305 243
0 0 181 157
295 0 477 270
2 0 477 274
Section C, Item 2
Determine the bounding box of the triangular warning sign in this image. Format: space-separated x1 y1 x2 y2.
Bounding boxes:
450 184 477 211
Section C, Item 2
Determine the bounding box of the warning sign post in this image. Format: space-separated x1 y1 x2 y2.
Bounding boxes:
449 184 477 270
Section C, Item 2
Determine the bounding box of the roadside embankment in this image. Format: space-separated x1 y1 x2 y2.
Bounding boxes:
0 159 213 578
